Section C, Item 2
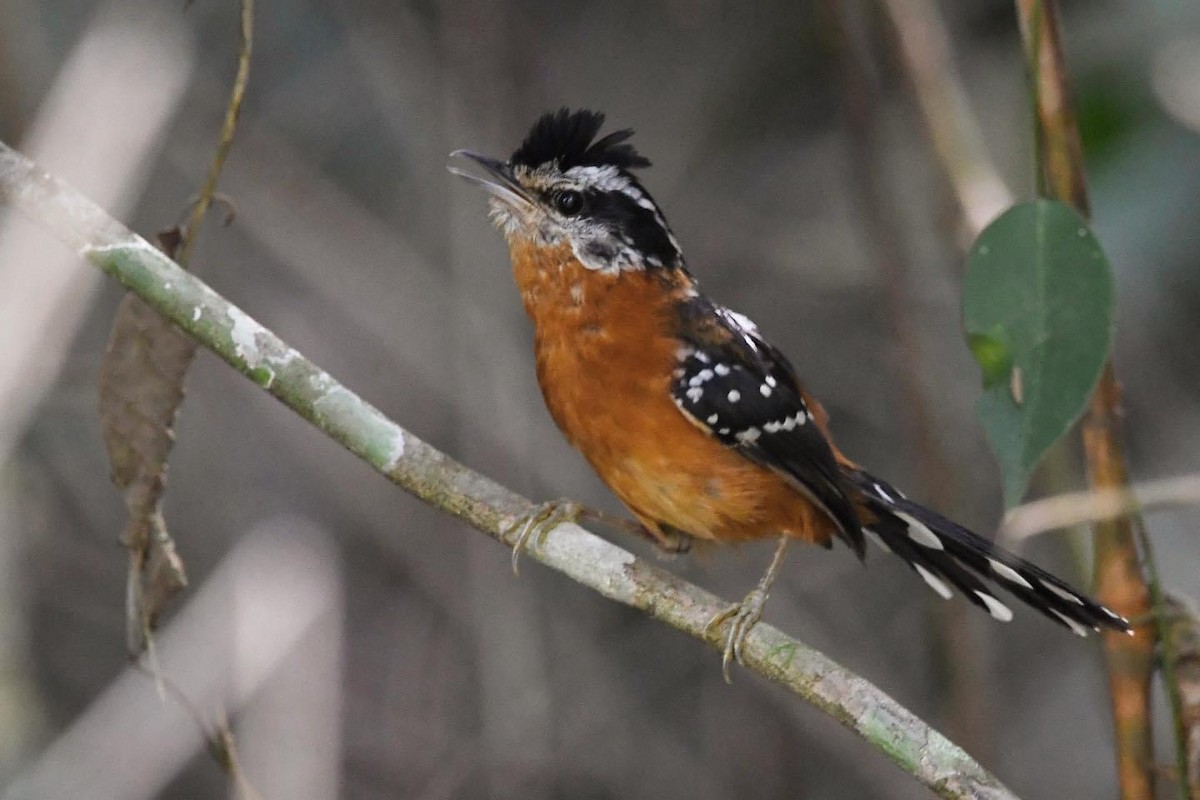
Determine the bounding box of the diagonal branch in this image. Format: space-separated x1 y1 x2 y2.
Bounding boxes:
0 139 1018 800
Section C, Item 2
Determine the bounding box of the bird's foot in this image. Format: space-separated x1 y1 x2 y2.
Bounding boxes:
505 499 585 575
704 536 789 683
706 586 770 684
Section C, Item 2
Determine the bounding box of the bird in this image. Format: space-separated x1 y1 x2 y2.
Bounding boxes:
448 108 1132 679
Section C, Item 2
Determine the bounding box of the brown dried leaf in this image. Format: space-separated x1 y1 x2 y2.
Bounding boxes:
100 234 197 655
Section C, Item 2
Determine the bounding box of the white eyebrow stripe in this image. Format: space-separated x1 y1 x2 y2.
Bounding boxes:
559 163 684 265
563 164 630 192
631 192 658 211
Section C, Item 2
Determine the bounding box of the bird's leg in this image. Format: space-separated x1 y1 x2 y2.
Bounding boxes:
705 535 791 683
506 499 587 575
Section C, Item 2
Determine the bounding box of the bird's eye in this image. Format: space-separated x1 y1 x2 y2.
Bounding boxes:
553 189 584 216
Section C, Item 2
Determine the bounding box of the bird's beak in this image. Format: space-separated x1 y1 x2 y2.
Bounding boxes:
447 150 533 209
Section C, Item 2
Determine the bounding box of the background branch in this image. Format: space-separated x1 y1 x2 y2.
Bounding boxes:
1001 473 1200 543
879 0 1013 240
174 0 252 267
0 139 1019 800
1013 2 1159 798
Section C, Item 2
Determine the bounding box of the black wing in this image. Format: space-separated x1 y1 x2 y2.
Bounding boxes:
670 300 864 556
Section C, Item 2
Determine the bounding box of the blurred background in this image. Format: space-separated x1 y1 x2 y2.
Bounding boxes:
1 0 1199 797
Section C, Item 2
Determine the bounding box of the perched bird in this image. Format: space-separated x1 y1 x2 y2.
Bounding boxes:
449 108 1131 678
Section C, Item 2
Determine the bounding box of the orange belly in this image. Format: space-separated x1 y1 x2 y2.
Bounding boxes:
510 238 835 547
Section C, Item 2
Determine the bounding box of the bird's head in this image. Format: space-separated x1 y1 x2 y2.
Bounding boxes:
449 108 683 273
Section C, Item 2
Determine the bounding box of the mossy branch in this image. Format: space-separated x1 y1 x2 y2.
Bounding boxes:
0 139 1018 800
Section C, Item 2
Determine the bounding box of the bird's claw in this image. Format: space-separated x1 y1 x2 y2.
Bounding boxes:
705 587 769 683
505 499 583 575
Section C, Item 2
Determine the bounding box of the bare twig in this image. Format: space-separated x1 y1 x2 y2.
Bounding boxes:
1014 3 1160 799
132 664 264 800
0 140 1020 800
1087 372 1159 800
175 0 252 267
879 0 1013 239
1001 473 1200 543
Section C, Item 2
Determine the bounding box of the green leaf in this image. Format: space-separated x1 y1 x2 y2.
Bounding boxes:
963 199 1114 506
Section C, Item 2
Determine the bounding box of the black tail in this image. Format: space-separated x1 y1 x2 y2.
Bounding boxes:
842 468 1132 637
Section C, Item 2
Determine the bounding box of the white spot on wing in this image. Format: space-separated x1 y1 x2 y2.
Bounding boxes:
686 387 703 403
665 229 682 256
896 511 944 550
1040 578 1085 605
975 591 1013 622
714 363 731 376
736 427 761 444
915 565 953 600
727 389 741 403
724 309 759 334
989 558 1033 589
760 383 772 397
706 413 719 424
763 411 807 433
1051 609 1090 637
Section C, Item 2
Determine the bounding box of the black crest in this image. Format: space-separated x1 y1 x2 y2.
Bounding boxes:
510 108 651 171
